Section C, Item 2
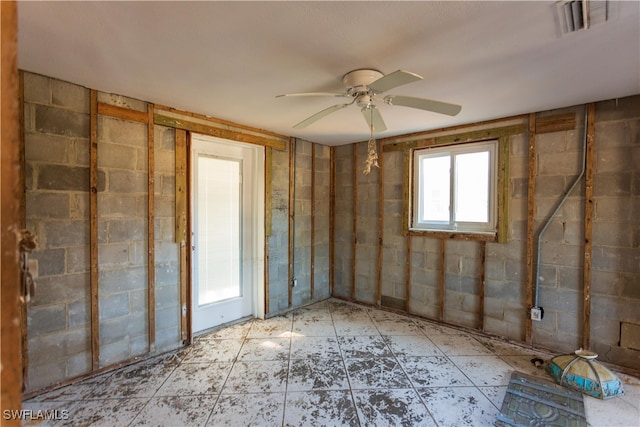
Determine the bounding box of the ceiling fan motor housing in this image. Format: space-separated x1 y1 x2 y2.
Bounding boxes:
343 69 384 96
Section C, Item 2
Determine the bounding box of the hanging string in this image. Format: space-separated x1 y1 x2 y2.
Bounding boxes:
363 107 379 175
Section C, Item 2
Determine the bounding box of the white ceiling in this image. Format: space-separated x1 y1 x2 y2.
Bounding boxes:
17 1 640 146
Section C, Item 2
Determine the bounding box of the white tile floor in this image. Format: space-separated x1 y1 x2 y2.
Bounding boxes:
23 299 640 426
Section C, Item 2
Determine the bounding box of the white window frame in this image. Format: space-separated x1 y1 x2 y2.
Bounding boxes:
411 140 498 235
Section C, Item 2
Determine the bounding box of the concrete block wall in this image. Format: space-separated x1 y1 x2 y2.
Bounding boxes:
267 147 290 312
313 144 332 301
153 124 181 352
333 144 355 299
23 73 182 391
96 99 150 365
335 96 639 371
381 151 409 307
24 73 93 390
268 139 332 313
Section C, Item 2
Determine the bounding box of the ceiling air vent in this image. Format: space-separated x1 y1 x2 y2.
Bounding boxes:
555 0 613 35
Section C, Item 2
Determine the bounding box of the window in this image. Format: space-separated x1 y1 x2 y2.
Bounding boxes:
412 140 498 234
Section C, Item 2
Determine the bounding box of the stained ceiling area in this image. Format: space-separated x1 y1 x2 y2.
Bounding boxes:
17 1 640 146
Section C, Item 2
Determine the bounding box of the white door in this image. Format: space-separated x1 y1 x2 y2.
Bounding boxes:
191 134 264 333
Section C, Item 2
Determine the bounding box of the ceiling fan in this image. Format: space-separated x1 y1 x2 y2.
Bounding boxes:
277 68 462 132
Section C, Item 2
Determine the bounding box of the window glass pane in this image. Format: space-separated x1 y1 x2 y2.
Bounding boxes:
421 155 450 222
455 151 489 222
197 156 241 305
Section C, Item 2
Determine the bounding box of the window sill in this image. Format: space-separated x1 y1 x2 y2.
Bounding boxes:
408 228 497 242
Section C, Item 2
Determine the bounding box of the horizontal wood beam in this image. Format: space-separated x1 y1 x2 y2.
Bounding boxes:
409 230 497 242
97 102 149 123
154 114 286 150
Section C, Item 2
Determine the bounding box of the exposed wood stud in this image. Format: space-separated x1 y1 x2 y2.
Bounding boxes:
154 114 286 150
401 149 411 235
175 130 188 242
583 103 595 350
265 147 273 237
288 138 295 307
97 102 148 123
310 143 316 300
479 241 486 331
440 239 446 321
147 104 155 353
2 3 24 411
405 234 412 312
175 129 188 342
497 136 510 243
18 70 28 388
408 230 497 242
380 113 530 147
179 242 188 342
185 133 193 345
154 103 288 141
381 112 573 153
264 147 272 315
376 141 384 307
525 113 537 344
352 143 358 299
329 147 336 295
89 89 100 369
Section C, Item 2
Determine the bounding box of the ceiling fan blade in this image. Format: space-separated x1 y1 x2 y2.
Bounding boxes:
276 92 350 98
386 95 462 116
361 106 387 133
293 103 350 129
369 69 423 93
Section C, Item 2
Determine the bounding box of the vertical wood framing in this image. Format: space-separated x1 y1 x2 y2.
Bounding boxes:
310 143 316 300
185 132 193 344
525 113 537 344
405 234 412 312
329 147 336 295
18 70 29 388
175 129 188 340
497 136 510 243
401 149 411 235
147 105 156 353
376 141 384 306
439 239 446 321
288 138 295 307
351 143 358 299
175 130 188 242
89 89 100 369
583 103 595 349
1 1 24 414
264 147 272 314
479 241 486 331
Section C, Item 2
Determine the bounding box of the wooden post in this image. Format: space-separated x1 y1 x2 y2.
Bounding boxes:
583 103 595 350
288 138 295 307
479 241 486 331
376 141 384 307
1 0 25 415
89 89 100 369
405 234 412 312
329 147 336 295
440 239 446 321
175 129 188 341
525 113 537 344
310 143 316 300
402 150 411 235
264 147 272 315
18 69 29 390
352 143 358 299
147 105 155 353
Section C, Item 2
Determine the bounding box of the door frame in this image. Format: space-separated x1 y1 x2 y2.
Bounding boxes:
187 133 265 336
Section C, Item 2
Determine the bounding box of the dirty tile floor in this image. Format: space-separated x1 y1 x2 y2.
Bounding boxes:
23 299 640 426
